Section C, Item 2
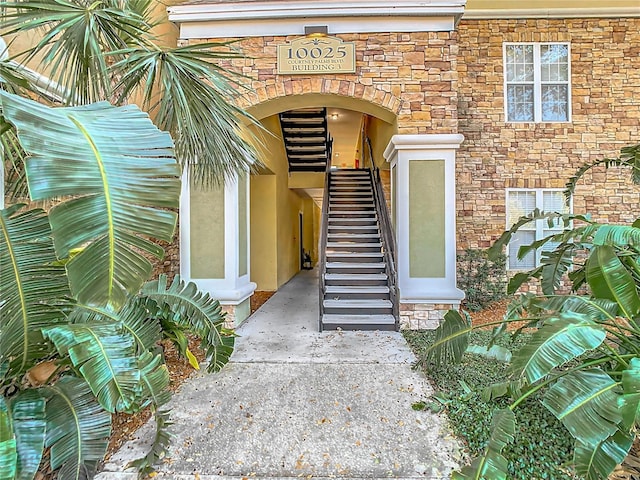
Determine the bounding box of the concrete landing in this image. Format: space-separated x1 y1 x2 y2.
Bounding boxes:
97 269 461 480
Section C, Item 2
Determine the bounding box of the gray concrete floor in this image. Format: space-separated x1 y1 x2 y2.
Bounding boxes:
98 269 461 480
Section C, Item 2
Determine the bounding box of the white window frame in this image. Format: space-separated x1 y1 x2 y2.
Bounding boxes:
506 188 573 271
503 42 572 123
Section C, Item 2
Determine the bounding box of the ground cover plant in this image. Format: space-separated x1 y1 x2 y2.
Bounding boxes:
421 144 640 480
405 329 577 479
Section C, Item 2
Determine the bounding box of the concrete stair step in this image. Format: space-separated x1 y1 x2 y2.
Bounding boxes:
327 233 381 242
321 314 396 331
324 272 388 285
329 218 378 225
323 298 393 315
326 252 384 262
326 262 386 274
326 242 382 252
325 285 390 300
328 225 379 233
329 210 376 215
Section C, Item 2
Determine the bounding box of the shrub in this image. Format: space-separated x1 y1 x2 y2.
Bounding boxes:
457 249 507 311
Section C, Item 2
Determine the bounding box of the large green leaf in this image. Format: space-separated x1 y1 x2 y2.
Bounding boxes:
8 392 46 480
0 204 70 378
10 390 46 480
0 396 17 480
424 309 471 368
543 369 621 445
586 245 640 319
69 299 162 355
142 275 233 373
43 323 141 413
0 90 180 309
509 314 606 384
574 431 634 480
620 357 640 431
452 408 515 480
45 376 111 480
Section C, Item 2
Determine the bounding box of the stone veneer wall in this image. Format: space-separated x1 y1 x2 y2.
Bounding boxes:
184 32 459 134
456 18 640 253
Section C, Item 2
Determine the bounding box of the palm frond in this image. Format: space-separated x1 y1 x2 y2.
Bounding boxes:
45 376 111 480
574 431 634 480
586 245 640 319
0 204 70 379
0 90 180 309
424 309 472 368
564 144 640 201
509 314 606 384
543 369 621 446
112 43 260 186
142 275 234 373
0 0 153 105
620 358 640 431
452 408 515 480
42 323 141 413
539 243 576 295
0 396 17 479
70 299 162 355
10 390 46 480
126 406 171 476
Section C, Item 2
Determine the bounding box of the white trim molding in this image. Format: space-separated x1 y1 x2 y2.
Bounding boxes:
168 1 465 38
384 134 465 306
463 7 640 19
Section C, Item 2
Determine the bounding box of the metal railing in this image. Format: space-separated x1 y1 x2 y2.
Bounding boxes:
366 137 400 329
318 138 333 331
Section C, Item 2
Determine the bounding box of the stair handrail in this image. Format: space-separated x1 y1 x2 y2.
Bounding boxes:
318 137 333 331
365 137 400 329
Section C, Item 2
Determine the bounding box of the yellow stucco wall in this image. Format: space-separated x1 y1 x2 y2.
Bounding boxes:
249 114 317 290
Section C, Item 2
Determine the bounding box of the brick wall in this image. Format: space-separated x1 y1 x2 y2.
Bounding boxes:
456 18 640 251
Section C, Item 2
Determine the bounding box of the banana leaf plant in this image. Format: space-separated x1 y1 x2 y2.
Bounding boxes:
0 90 234 480
426 144 640 480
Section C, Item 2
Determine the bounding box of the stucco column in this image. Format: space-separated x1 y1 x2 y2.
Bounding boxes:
384 134 464 306
180 171 256 326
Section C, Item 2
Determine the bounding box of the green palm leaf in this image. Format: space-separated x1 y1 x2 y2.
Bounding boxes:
620 358 640 430
70 299 162 355
543 369 621 445
452 408 515 480
586 245 640 319
0 0 153 105
45 376 111 480
142 275 234 373
0 397 17 480
112 44 259 185
43 323 141 413
0 90 180 309
574 431 634 480
0 204 70 378
10 390 46 480
424 309 472 367
509 314 606 384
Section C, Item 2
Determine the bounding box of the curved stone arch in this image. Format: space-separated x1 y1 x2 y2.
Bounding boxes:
237 78 402 124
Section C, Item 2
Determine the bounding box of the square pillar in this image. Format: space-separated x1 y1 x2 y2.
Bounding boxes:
384 134 464 315
180 172 256 327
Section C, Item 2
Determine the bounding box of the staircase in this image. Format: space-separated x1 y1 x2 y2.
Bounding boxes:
279 108 331 172
320 169 397 331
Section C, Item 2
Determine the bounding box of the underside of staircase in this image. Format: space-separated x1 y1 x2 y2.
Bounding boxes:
320 169 398 331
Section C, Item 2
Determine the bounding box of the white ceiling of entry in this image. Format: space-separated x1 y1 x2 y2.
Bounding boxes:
326 108 363 169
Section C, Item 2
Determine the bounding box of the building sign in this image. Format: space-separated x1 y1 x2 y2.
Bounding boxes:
277 35 355 75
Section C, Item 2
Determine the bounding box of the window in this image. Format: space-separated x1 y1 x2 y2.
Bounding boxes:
506 189 570 270
504 43 571 122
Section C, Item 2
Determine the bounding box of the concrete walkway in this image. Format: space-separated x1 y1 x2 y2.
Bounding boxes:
98 269 461 480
